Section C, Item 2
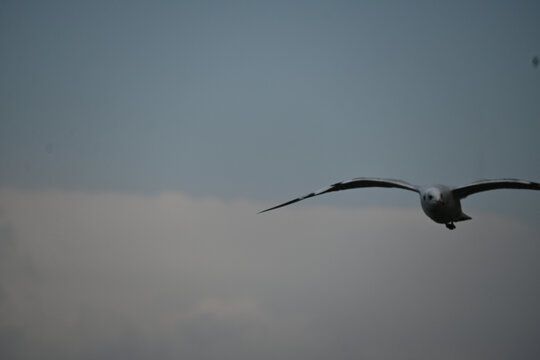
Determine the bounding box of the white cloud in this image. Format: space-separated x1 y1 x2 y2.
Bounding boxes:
0 188 539 359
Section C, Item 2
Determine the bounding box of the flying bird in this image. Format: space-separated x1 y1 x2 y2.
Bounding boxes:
259 178 540 229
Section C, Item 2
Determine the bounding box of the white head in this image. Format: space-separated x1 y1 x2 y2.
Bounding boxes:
421 187 444 207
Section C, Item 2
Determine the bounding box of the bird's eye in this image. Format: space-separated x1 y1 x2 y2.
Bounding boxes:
428 195 433 200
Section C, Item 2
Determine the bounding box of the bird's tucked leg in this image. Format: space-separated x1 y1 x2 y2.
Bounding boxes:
445 222 456 230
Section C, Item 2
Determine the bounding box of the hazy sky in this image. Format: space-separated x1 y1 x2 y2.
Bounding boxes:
1 1 540 359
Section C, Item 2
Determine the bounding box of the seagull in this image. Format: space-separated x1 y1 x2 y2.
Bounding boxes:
259 178 540 229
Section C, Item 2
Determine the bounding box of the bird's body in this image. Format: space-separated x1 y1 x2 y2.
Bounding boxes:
418 185 470 229
259 178 540 230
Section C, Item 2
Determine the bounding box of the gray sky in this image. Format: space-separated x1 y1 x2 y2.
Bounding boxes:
1 0 540 359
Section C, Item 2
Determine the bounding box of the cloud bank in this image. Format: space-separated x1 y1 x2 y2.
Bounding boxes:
1 189 539 359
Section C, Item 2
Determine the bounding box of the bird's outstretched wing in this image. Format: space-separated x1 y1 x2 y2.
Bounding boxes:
452 179 540 199
259 177 419 213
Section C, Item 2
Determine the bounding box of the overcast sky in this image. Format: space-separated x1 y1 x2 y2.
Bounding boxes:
1 1 540 359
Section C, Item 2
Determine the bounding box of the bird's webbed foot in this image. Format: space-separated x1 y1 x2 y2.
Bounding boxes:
445 222 456 230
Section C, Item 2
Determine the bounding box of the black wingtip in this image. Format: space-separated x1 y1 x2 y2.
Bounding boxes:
257 204 284 214
257 205 279 214
258 198 303 214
